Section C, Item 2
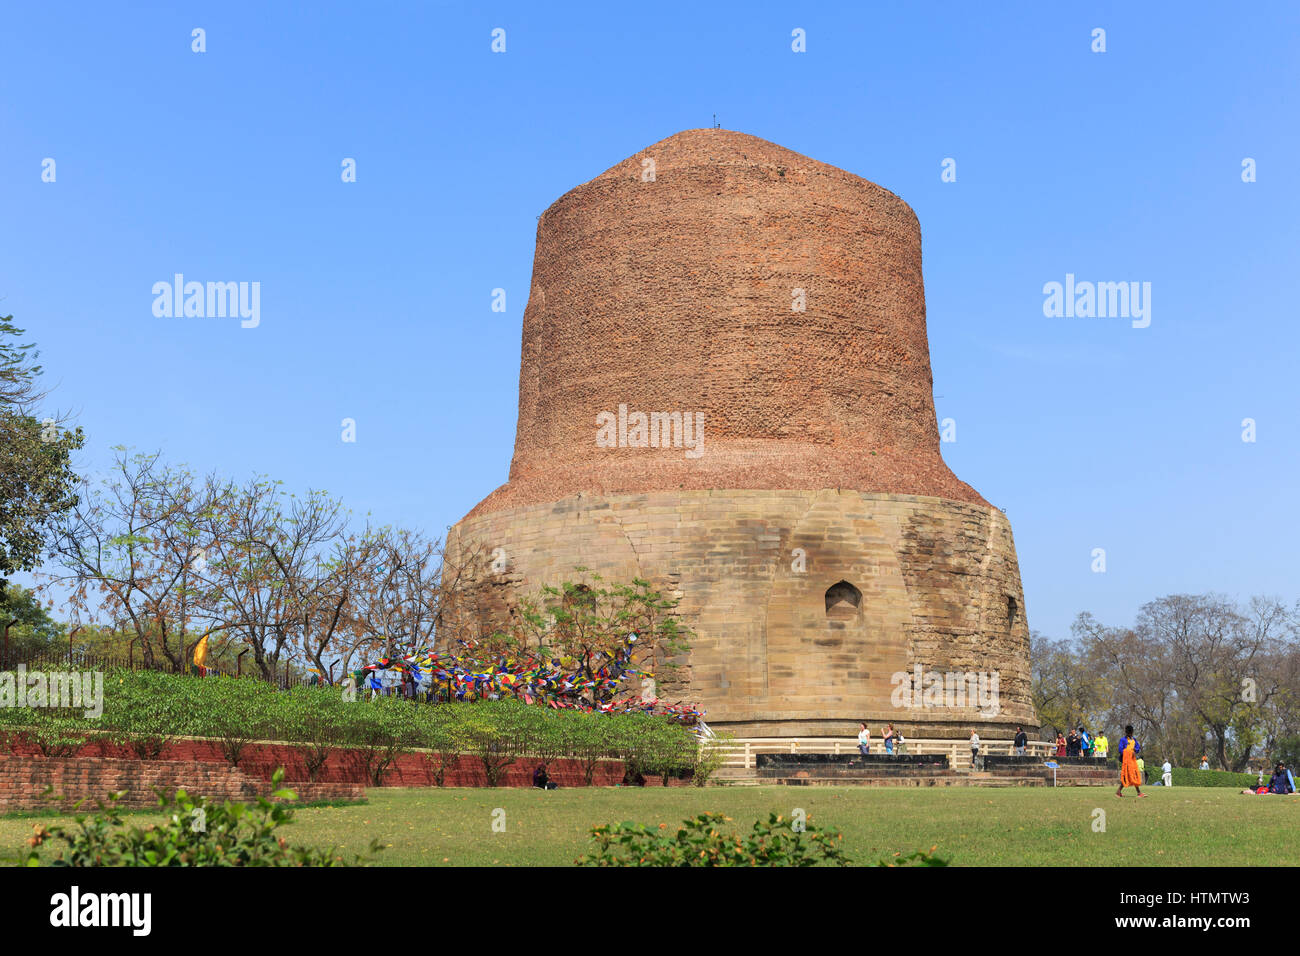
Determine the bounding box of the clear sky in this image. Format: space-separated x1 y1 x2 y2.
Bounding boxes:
2 1 1296 640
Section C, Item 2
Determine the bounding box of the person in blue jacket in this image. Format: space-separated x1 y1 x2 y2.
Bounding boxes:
1267 763 1295 794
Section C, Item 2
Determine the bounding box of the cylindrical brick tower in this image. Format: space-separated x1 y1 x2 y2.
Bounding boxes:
445 129 1035 739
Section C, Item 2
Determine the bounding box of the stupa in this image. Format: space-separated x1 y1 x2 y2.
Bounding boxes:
443 129 1036 738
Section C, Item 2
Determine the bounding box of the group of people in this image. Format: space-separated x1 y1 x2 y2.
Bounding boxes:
1053 726 1109 758
856 723 907 755
854 721 1297 799
1243 763 1296 796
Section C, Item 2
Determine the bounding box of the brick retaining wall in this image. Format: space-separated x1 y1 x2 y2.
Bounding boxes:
3 737 641 788
0 754 364 812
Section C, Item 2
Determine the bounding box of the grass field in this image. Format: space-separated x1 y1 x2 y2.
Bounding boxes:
5 784 1297 866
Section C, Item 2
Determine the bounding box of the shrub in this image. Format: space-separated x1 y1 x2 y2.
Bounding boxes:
120 729 172 761
297 712 342 782
453 703 529 787
416 712 457 787
577 812 852 867
642 727 697 786
1170 767 1259 788
347 700 415 787
20 713 89 759
690 732 733 787
212 711 259 770
19 768 377 866
564 713 615 786
517 705 568 767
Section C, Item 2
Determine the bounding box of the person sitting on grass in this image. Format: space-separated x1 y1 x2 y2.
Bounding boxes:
532 764 558 790
1268 763 1295 795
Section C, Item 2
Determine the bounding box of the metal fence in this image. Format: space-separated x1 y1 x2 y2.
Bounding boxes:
0 645 312 690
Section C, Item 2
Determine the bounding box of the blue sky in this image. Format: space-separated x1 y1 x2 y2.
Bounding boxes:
2 1 1296 640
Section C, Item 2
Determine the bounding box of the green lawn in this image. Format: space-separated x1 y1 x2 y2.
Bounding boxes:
5 785 1295 866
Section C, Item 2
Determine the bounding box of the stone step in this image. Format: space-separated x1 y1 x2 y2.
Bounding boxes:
775 775 1036 788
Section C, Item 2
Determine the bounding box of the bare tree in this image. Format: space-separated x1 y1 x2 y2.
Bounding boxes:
46 449 227 670
198 479 347 681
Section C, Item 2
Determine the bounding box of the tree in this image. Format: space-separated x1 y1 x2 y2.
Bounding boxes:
287 526 384 683
1030 628 1110 739
198 479 348 681
1052 594 1299 770
47 449 227 670
0 582 64 660
347 527 445 667
505 569 692 710
0 317 84 599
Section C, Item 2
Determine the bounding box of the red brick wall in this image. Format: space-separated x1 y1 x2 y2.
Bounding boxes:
467 127 986 519
0 754 364 812
3 736 640 788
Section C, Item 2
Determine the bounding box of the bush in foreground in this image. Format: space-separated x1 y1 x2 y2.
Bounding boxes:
17 769 377 867
576 811 948 867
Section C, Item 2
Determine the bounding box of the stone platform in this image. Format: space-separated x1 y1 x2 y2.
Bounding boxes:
749 752 1116 787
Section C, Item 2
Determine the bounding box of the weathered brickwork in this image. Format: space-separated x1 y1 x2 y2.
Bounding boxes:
448 129 1036 739
2 739 631 791
0 755 364 813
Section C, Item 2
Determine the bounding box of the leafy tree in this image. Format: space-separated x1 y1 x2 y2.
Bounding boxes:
504 569 692 709
0 317 84 599
1043 594 1298 770
0 583 64 657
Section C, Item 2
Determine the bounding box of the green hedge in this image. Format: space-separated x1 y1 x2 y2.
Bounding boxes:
0 668 700 783
1169 767 1260 789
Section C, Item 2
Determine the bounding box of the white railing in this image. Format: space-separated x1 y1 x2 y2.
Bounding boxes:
711 737 1056 771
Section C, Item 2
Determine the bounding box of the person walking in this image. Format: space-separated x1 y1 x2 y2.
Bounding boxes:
970 731 980 768
1055 731 1066 757
1161 759 1172 787
857 723 871 756
1116 725 1146 798
1013 726 1027 757
883 723 896 755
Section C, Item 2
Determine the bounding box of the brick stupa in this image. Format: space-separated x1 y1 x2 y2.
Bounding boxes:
444 129 1036 738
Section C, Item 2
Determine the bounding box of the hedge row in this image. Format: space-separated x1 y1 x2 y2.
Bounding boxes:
1169 767 1262 789
0 669 710 786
